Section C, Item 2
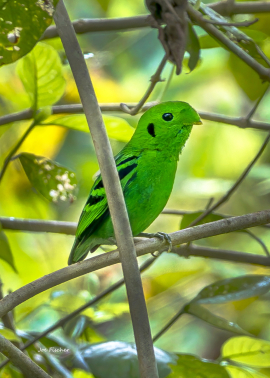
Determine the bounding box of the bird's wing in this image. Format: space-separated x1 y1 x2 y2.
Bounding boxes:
75 153 139 240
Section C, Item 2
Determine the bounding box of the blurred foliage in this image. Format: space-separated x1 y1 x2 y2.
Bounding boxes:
0 0 270 377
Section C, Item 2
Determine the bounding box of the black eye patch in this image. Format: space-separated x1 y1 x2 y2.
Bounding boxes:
162 113 173 121
147 123 156 137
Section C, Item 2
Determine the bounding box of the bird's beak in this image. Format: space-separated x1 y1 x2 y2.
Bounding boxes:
194 120 202 125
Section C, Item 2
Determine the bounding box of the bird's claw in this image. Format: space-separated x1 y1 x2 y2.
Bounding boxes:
139 232 172 253
155 232 173 253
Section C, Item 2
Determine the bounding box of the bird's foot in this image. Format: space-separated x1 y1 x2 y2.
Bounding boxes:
139 232 173 253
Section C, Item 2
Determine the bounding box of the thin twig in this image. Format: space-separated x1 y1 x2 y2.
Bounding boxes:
199 112 270 131
203 18 258 27
157 63 175 102
0 334 50 378
173 243 270 264
153 306 185 342
246 85 270 121
53 2 159 377
0 120 36 183
120 54 168 115
244 229 270 257
0 254 159 369
0 210 270 320
187 133 270 227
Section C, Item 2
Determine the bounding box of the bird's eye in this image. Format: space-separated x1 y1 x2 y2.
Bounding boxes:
162 113 173 121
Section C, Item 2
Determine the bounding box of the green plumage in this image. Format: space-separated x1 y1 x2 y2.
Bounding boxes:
68 101 201 265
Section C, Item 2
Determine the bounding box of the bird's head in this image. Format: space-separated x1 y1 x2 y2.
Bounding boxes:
130 101 202 153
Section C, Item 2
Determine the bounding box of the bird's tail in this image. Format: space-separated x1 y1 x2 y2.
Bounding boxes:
68 237 99 265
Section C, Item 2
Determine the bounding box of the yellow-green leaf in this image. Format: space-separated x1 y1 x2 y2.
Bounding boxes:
222 337 270 368
72 370 94 378
226 365 268 378
0 327 20 342
42 114 134 142
16 43 66 110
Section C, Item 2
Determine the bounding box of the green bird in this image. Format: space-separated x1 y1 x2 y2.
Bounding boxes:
68 101 201 265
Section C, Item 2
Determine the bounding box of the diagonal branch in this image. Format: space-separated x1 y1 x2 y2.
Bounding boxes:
187 5 270 82
0 334 50 378
0 210 270 320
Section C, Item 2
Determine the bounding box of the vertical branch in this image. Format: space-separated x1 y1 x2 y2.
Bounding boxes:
53 2 159 378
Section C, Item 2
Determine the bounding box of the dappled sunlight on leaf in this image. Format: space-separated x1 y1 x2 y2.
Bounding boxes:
0 0 59 66
18 153 77 203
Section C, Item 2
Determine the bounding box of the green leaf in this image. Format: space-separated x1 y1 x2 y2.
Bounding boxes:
0 224 17 273
0 326 21 342
16 43 66 110
180 212 224 229
43 114 134 142
225 365 269 378
79 341 177 378
18 152 77 203
191 275 270 304
222 337 270 368
186 22 201 72
199 34 220 49
0 0 59 66
185 303 249 335
167 354 230 378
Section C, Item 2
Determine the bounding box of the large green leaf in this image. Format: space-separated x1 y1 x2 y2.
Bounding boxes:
185 303 249 335
79 341 177 378
191 275 270 304
167 354 229 378
16 43 66 110
0 0 58 66
42 114 134 142
222 337 270 368
18 152 77 203
0 224 17 272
